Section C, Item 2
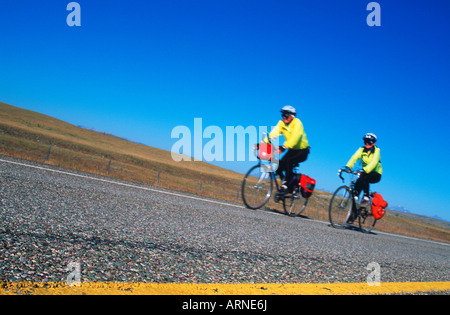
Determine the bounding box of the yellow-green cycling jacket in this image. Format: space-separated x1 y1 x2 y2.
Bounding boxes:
346 146 383 175
267 118 309 150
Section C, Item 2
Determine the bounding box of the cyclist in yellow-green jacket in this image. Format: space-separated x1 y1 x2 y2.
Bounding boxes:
267 105 310 192
344 133 382 204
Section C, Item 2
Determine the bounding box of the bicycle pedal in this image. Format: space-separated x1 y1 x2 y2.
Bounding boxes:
274 192 285 203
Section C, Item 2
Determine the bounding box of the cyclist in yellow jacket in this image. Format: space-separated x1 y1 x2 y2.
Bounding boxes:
344 133 382 204
268 105 310 192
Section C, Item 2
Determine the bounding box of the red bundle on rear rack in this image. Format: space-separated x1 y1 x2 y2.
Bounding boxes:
300 175 316 199
371 192 388 220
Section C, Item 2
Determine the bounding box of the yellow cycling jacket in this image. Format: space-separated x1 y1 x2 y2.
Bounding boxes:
267 118 309 150
346 146 383 175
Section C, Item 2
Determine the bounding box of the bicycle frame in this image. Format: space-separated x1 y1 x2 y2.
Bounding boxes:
338 169 360 198
337 169 363 215
251 166 276 187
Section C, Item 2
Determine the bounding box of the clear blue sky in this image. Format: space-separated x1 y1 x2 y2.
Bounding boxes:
1 0 449 221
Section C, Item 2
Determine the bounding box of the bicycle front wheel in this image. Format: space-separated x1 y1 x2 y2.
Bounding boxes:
329 185 353 229
241 165 273 210
283 191 308 216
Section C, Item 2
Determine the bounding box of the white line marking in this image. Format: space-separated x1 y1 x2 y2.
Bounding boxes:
1 158 449 247
0 158 245 209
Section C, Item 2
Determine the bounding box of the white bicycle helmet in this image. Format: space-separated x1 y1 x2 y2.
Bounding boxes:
363 133 377 144
281 105 296 116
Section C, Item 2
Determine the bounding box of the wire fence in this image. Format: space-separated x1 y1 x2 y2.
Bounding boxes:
38 145 245 202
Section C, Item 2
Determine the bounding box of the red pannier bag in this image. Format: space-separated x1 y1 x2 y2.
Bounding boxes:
371 192 388 220
258 143 273 161
300 174 316 199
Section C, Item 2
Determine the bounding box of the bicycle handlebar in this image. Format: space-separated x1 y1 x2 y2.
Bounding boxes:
338 168 362 182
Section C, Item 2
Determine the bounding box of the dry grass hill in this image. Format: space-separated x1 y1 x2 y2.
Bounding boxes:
1 101 449 243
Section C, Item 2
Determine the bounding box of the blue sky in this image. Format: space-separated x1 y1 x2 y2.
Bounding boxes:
0 0 449 221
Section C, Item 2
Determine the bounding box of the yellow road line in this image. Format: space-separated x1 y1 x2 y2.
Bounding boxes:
1 282 449 295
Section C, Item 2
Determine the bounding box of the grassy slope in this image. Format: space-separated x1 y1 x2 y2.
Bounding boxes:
0 102 242 178
0 101 245 199
0 101 448 243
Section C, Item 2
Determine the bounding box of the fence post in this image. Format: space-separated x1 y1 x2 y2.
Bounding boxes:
199 181 203 192
236 189 240 201
106 160 111 175
45 146 52 161
157 171 160 185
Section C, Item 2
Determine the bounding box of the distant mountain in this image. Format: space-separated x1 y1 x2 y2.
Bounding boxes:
388 205 449 223
432 215 448 222
388 205 411 213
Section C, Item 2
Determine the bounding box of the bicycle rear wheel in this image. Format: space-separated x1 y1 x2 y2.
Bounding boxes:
358 204 377 233
283 191 308 216
241 165 273 209
329 185 353 229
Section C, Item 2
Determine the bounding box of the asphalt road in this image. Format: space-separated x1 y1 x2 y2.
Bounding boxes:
0 155 449 285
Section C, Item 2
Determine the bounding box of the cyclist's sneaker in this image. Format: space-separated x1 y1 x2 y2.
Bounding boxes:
361 195 370 206
353 196 359 208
